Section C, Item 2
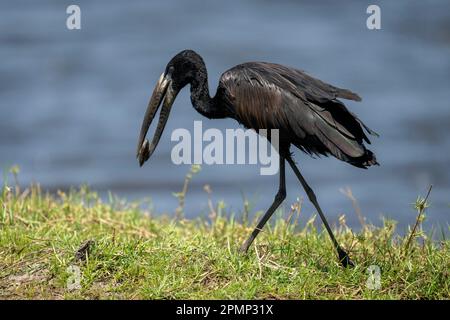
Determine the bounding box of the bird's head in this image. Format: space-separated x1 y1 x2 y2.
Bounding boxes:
136 50 205 166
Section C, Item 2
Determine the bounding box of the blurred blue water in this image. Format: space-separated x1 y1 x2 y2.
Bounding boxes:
1 0 449 232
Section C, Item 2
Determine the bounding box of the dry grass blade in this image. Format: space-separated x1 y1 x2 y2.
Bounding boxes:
340 186 365 228
404 185 433 253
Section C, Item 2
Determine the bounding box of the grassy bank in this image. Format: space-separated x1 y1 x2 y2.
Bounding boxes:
0 182 448 299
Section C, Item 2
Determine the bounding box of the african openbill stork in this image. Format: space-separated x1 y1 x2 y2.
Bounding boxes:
136 50 378 267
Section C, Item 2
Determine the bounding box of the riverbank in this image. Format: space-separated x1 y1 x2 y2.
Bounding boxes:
0 184 448 299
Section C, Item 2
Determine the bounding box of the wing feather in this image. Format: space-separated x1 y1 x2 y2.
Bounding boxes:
218 62 378 167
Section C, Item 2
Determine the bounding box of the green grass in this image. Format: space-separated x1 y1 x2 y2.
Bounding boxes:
0 180 448 299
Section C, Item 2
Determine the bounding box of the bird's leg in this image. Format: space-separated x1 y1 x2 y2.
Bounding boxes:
286 156 354 268
239 155 286 254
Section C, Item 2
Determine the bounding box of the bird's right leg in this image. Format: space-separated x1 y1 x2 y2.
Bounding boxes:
286 156 354 267
239 155 286 254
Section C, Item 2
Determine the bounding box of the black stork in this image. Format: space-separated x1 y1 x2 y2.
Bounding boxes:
136 50 379 267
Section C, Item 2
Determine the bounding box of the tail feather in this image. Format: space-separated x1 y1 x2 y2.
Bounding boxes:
309 105 379 168
336 88 362 102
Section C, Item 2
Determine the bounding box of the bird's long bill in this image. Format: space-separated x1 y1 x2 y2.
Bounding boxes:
136 73 177 167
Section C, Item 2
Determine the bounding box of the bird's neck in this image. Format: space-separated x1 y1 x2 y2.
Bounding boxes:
190 66 215 118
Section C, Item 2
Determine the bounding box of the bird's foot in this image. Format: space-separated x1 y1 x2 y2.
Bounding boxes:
238 240 251 255
337 247 355 268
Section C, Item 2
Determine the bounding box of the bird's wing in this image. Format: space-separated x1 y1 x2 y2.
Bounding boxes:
219 63 377 166
234 62 362 103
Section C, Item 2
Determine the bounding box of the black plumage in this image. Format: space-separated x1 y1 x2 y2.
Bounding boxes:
137 50 379 267
217 62 378 168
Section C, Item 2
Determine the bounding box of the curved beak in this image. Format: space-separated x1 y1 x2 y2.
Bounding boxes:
136 72 178 167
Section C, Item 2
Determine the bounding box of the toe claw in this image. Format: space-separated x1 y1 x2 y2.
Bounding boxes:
337 247 355 268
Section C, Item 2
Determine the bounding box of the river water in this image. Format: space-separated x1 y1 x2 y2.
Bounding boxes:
1 0 449 233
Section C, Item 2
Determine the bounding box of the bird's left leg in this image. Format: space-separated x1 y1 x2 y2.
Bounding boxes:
239 155 286 254
286 156 354 267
